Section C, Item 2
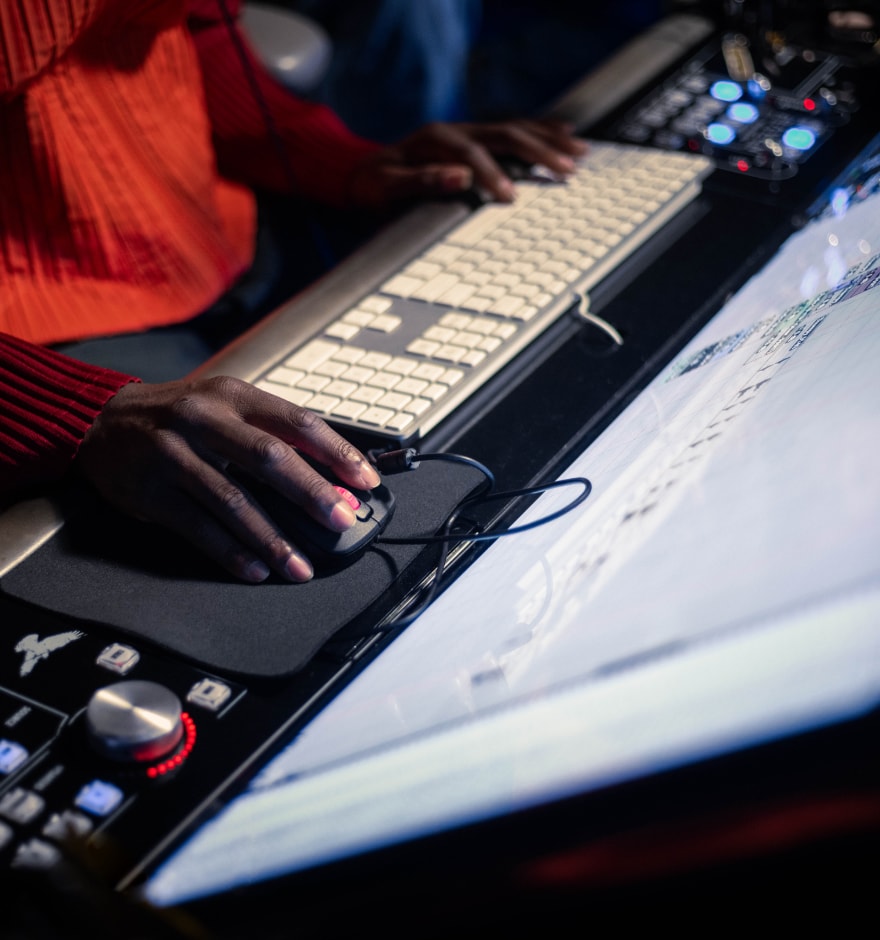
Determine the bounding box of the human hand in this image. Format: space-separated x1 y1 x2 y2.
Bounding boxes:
346 119 588 208
75 377 380 583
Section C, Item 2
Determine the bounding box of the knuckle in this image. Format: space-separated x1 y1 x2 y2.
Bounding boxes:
290 405 321 431
169 393 203 425
214 480 251 516
254 436 294 471
303 470 335 507
206 375 244 398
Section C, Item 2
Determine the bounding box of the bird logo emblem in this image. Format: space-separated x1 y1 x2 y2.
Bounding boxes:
15 631 84 677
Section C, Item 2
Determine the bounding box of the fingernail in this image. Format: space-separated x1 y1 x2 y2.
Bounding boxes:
329 500 357 531
557 156 576 173
358 460 381 489
434 167 471 192
285 553 313 582
245 559 271 582
498 179 516 201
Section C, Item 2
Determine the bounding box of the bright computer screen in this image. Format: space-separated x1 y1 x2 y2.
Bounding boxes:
144 148 880 907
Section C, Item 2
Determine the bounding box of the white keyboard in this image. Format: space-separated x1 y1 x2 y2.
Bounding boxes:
256 142 713 442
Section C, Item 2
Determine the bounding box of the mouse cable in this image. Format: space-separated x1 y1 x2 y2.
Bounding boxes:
370 449 591 629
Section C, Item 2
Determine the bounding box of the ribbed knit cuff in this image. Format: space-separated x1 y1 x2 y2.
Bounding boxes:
0 333 138 493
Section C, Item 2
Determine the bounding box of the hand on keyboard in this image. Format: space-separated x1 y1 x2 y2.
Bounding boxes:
347 119 589 207
75 377 381 584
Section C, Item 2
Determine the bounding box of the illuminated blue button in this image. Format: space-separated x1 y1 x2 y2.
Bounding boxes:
782 126 816 151
0 739 28 774
75 779 124 817
830 187 849 216
710 80 742 102
706 123 736 145
747 77 769 98
727 102 759 124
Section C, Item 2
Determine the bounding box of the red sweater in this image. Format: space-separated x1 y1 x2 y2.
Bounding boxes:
0 0 380 494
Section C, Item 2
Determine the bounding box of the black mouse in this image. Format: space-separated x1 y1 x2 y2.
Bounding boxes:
235 471 396 569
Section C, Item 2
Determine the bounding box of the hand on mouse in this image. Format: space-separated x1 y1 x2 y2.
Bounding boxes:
346 119 589 208
74 376 380 583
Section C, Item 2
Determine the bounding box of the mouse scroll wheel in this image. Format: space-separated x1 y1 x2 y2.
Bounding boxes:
333 485 361 511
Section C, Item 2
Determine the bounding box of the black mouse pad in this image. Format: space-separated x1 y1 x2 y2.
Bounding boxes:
1 462 482 678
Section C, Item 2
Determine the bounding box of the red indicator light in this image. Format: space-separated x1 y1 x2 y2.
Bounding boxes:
803 98 816 111
737 159 749 172
144 712 197 779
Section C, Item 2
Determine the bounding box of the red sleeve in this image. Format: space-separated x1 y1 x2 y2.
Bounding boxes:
0 333 137 496
187 0 381 205
0 0 109 97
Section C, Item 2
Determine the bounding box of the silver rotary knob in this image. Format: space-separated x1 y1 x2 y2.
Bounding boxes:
86 680 184 763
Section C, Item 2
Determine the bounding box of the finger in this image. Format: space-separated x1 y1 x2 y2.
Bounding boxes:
518 120 589 158
166 456 317 582
149 484 313 583
361 162 476 204
398 124 517 202
198 424 359 534
207 378 380 492
468 123 581 177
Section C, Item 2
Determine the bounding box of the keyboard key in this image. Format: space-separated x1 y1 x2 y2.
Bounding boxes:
387 357 418 376
313 360 349 378
435 344 468 363
332 346 367 365
395 378 429 396
360 406 396 426
343 310 376 327
350 385 385 405
266 366 304 386
325 321 360 341
341 365 375 384
407 339 441 358
257 382 314 407
324 380 358 399
307 394 342 414
360 295 393 314
359 351 391 369
412 363 446 382
368 314 402 332
331 400 367 420
377 391 412 411
381 274 423 297
298 374 330 392
285 339 339 371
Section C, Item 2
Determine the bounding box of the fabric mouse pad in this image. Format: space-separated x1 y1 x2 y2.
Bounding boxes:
1 462 482 678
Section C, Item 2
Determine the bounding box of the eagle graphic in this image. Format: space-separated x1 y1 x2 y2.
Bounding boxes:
15 631 84 676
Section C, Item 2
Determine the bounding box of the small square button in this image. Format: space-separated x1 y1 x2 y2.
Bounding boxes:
0 739 28 774
43 810 94 841
75 780 124 817
96 643 140 675
0 787 45 825
187 679 232 712
12 838 61 870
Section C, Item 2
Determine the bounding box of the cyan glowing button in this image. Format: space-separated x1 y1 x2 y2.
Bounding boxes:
706 123 736 145
710 80 742 102
727 102 759 124
782 126 816 151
